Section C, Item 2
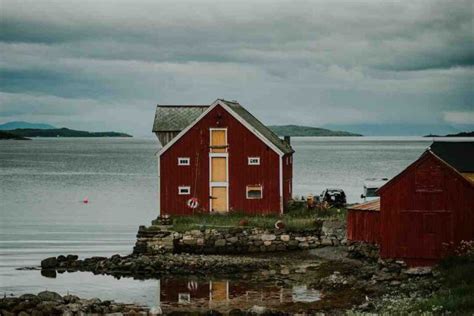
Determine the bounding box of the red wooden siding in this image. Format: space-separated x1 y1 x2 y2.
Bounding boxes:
347 210 380 244
282 153 293 209
379 153 474 266
160 104 282 216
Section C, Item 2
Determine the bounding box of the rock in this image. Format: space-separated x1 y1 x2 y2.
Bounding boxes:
37 291 63 302
214 239 226 247
66 255 79 261
19 294 38 301
227 237 239 244
404 266 432 276
280 235 290 242
298 242 309 249
263 240 272 246
261 234 276 241
182 236 197 245
40 257 57 269
63 294 80 304
248 305 268 314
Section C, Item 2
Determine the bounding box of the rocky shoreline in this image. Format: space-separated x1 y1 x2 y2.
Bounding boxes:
40 253 275 278
0 291 150 315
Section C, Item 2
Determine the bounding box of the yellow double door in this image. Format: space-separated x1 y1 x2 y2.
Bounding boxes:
210 129 228 213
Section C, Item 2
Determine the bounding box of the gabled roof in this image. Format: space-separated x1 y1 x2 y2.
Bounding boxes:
152 105 208 132
155 99 294 156
220 99 294 154
429 141 474 172
378 141 474 194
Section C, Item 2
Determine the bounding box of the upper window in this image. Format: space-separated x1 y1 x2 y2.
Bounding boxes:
178 157 190 166
178 186 191 195
246 185 263 199
248 157 260 165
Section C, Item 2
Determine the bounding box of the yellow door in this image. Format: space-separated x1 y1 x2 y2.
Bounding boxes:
211 157 227 182
210 129 227 153
210 281 228 302
211 187 227 213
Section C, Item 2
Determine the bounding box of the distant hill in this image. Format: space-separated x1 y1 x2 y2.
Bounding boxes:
0 131 30 140
269 125 362 137
0 121 56 130
324 123 473 136
5 128 132 138
425 131 474 137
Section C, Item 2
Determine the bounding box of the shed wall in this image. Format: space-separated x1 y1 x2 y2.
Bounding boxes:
347 210 380 244
379 153 474 266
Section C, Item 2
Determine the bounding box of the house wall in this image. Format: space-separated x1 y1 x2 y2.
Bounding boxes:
379 153 474 266
160 104 282 216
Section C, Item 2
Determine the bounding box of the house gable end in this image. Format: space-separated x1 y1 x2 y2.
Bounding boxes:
158 99 285 157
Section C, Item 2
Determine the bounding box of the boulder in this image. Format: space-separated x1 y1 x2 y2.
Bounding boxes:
37 291 63 302
41 257 57 269
66 255 79 261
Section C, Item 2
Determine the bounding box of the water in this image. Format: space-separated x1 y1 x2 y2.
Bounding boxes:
1 136 470 310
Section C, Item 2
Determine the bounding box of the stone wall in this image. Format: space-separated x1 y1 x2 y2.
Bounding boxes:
134 220 346 255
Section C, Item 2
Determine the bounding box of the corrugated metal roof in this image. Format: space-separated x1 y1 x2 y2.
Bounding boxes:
152 105 209 132
152 100 294 155
429 141 474 172
220 99 294 154
348 199 380 212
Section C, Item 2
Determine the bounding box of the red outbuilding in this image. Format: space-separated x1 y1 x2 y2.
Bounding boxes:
348 141 474 266
152 99 294 216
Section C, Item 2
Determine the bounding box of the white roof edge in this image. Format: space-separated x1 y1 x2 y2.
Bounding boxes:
158 99 284 157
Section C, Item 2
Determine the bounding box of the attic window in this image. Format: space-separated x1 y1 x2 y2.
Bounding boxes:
248 157 260 165
178 186 191 195
178 157 190 166
246 185 263 199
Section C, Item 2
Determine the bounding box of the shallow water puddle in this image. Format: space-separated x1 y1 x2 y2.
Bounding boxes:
158 277 322 313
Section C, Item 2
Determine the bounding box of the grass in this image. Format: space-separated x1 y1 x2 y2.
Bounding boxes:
411 254 474 314
170 202 347 233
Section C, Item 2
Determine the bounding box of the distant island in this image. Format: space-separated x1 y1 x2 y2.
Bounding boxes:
2 128 132 138
269 125 362 137
424 131 474 137
0 131 31 140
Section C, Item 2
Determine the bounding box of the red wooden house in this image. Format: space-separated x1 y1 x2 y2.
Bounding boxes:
152 99 294 216
348 141 474 266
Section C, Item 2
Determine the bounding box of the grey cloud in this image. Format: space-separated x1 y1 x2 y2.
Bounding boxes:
0 0 473 135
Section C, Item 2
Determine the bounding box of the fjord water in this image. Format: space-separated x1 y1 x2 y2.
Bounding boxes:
0 137 463 308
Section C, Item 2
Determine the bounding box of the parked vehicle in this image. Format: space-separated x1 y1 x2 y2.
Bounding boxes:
320 188 346 207
360 178 388 201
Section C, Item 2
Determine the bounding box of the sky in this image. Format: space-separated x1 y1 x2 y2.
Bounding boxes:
0 0 473 136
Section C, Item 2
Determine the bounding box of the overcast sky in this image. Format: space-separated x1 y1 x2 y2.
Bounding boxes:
1 0 473 136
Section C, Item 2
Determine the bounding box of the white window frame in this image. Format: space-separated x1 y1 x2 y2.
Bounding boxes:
178 186 191 195
246 185 263 199
178 157 190 166
248 157 260 165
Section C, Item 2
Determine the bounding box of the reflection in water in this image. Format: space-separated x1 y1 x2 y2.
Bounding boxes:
158 278 322 312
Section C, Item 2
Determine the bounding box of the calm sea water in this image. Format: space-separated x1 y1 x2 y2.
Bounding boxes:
0 136 470 309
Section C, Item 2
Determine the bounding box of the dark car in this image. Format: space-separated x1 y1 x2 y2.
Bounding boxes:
320 188 347 207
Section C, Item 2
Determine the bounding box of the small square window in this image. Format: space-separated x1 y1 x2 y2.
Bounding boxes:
246 185 262 199
178 186 191 195
178 293 190 304
178 157 190 166
248 157 260 165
